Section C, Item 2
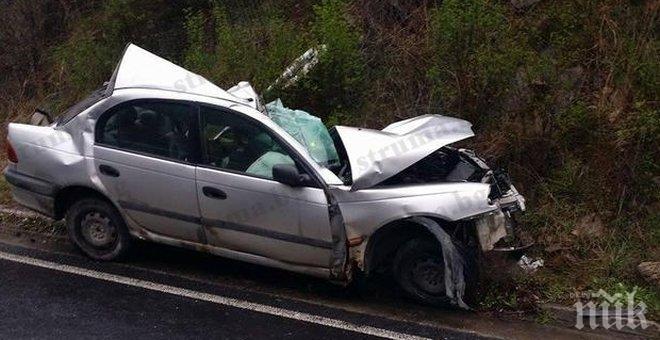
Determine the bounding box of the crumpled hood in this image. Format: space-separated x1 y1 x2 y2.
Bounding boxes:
335 114 474 190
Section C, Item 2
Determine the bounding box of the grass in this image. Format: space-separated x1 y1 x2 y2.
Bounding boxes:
0 176 12 206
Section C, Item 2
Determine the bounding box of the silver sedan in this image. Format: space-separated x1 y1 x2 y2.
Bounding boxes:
4 44 526 308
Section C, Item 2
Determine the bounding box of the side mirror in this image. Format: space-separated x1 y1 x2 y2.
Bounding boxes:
272 163 312 187
30 109 52 126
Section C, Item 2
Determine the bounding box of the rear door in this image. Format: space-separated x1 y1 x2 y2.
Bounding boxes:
93 99 203 243
195 105 333 267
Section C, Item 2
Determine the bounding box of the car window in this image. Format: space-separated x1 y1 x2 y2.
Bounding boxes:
97 101 197 162
200 106 295 179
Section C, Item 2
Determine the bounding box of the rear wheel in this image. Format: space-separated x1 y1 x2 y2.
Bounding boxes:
66 198 131 261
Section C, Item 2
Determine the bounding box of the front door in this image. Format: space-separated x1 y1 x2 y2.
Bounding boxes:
93 99 203 243
196 105 333 267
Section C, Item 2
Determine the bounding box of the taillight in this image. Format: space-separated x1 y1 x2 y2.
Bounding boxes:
6 139 18 163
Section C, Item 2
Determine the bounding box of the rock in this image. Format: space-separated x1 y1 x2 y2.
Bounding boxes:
638 262 660 287
571 213 604 238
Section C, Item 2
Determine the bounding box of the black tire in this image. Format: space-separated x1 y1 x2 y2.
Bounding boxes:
66 198 131 261
392 237 476 306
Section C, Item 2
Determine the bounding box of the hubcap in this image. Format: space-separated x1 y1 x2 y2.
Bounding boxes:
80 211 117 248
411 257 445 294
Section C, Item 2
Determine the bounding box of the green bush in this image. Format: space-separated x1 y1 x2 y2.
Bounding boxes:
428 0 529 124
268 0 366 121
53 0 192 109
554 101 600 146
183 8 214 76
182 1 311 91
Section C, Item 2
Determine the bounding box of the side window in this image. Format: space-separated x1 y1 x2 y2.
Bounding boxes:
200 106 295 179
97 101 197 162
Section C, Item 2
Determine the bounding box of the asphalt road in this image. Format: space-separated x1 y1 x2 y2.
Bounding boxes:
0 242 475 340
0 260 371 339
0 228 627 340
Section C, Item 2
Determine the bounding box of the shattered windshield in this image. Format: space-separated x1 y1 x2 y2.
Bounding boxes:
266 99 350 181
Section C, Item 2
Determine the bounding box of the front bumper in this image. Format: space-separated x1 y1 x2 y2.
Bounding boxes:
475 186 528 251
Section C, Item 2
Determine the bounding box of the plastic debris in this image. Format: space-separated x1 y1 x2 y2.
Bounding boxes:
266 45 326 92
518 255 544 273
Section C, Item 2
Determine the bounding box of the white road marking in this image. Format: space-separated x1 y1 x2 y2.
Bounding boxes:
0 251 430 340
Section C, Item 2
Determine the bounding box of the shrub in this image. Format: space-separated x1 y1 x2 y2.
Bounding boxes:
554 101 600 146
428 0 529 125
182 1 311 92
269 0 366 121
53 0 192 110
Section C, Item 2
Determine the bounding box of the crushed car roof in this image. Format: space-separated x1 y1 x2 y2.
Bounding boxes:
109 44 256 108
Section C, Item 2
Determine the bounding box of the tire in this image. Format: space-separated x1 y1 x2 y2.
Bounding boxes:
66 198 132 261
392 237 476 306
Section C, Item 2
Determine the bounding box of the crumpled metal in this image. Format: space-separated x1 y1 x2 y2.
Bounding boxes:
409 216 469 309
334 114 475 190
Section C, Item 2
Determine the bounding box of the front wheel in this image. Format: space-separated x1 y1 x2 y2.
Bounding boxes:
66 198 132 261
392 237 475 306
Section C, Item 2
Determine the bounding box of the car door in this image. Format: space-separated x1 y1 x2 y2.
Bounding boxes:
196 105 333 268
93 99 204 243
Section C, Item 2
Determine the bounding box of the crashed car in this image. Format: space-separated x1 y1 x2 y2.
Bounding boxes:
4 44 526 307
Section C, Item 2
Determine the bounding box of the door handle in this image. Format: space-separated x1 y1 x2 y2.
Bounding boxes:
99 164 120 177
202 186 227 200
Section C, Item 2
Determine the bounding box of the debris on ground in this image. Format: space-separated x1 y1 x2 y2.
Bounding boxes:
518 255 544 273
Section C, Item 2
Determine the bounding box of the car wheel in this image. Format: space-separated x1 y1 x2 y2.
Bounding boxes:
66 198 131 261
393 237 475 306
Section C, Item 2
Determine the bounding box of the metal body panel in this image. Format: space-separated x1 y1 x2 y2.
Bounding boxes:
196 167 333 267
93 146 202 242
330 182 496 238
131 226 331 279
335 114 475 190
112 44 241 104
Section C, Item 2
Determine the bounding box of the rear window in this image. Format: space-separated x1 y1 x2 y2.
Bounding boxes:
56 85 109 126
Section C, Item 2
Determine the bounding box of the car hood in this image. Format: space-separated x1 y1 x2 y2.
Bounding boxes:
335 114 474 190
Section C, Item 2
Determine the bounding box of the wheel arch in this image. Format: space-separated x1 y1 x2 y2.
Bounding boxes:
363 215 450 276
53 185 117 220
362 214 481 276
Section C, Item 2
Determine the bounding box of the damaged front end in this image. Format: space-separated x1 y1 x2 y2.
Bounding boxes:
458 150 529 252
382 146 529 252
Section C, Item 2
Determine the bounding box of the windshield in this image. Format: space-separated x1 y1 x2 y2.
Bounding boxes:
266 99 351 184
